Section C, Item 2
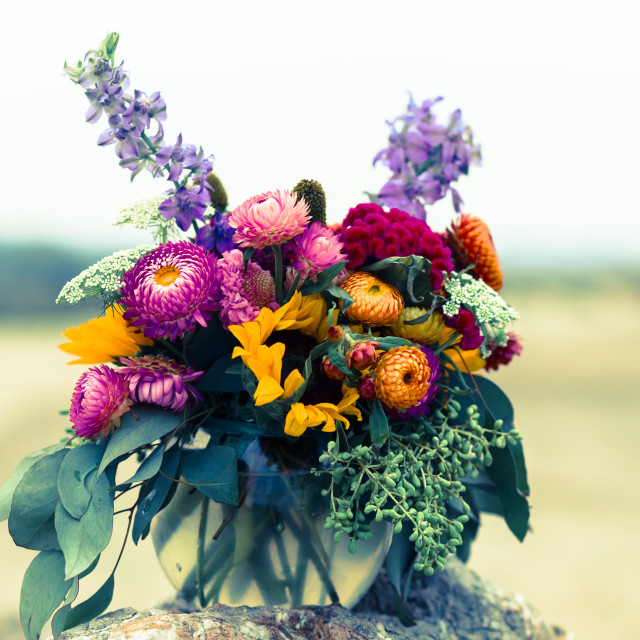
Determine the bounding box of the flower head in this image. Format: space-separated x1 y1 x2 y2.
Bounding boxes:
443 308 483 350
340 272 404 326
484 332 523 371
391 307 446 345
59 304 154 364
119 356 203 412
374 346 432 411
213 249 277 328
289 222 345 281
159 183 211 232
195 209 235 254
339 203 454 290
228 190 310 249
70 365 132 439
119 241 218 341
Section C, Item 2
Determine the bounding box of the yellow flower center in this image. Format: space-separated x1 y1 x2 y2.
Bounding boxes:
154 265 181 286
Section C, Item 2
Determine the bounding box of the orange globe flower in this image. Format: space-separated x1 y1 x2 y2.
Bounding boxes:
340 272 404 326
374 346 431 410
448 214 503 291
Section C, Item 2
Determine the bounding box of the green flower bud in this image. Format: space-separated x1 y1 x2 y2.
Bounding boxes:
292 179 326 225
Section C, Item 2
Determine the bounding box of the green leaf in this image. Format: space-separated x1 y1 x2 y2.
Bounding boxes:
98 407 182 476
324 283 354 311
385 530 416 626
63 572 114 632
204 417 276 438
55 468 114 579
118 444 165 487
58 443 105 518
362 254 433 305
9 449 68 550
181 446 238 505
51 576 79 638
300 261 346 294
375 335 415 350
368 400 390 445
0 442 66 522
198 354 244 392
19 550 73 640
132 445 181 544
182 317 238 371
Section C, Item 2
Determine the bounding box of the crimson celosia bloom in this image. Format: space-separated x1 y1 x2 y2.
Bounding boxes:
213 249 278 328
228 190 310 249
119 356 203 412
339 203 454 290
120 241 218 341
444 308 483 350
70 365 132 439
484 332 523 371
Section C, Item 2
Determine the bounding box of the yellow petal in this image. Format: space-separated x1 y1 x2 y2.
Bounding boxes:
282 369 305 399
254 376 285 406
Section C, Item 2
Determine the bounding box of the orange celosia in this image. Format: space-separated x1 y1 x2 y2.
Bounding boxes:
59 305 153 365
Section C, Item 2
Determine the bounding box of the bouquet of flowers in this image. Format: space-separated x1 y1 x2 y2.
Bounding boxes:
0 33 529 640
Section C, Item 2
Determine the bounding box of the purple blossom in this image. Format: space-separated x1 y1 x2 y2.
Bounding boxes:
195 210 235 254
160 183 211 231
123 89 167 130
97 114 143 159
155 134 200 181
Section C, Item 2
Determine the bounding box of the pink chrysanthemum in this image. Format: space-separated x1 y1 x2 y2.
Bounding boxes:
213 249 278 328
70 365 132 439
339 203 454 290
289 221 346 281
119 356 203 412
120 241 218 341
228 190 310 249
387 346 441 420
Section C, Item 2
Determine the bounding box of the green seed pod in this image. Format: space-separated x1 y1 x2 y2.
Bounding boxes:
348 540 358 554
292 179 327 225
194 173 229 211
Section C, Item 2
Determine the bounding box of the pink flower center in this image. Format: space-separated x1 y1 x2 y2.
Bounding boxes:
243 262 275 308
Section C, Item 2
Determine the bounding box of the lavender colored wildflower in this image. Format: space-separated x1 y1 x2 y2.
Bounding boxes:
195 210 236 254
374 95 481 218
155 134 200 181
160 183 211 231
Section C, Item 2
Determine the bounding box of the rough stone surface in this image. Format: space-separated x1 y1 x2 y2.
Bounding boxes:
51 558 572 640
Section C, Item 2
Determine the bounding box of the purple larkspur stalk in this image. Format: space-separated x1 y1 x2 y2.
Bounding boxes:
159 183 211 232
195 210 235 254
119 356 203 412
69 365 132 439
119 241 218 341
97 113 144 160
155 134 200 181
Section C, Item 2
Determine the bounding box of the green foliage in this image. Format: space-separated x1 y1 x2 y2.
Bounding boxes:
362 255 433 306
181 446 239 505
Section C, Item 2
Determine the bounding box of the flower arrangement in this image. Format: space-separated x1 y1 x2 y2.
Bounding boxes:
0 33 529 639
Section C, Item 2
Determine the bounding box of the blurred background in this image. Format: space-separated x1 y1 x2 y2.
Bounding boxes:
1 1 638 638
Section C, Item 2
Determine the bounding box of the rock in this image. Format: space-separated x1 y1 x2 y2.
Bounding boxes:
53 558 572 640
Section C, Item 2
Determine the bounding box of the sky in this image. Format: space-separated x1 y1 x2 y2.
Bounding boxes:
1 0 638 267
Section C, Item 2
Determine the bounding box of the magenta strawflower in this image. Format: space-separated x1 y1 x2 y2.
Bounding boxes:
484 332 523 371
120 241 218 341
70 365 132 439
228 190 310 249
289 221 345 281
213 249 278 328
119 356 203 412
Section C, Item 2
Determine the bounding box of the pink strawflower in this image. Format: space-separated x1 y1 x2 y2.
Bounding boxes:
70 365 132 439
120 241 218 342
119 356 203 412
228 190 310 249
289 222 346 280
213 249 278 328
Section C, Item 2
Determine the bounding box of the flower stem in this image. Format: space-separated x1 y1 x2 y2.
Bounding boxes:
197 496 209 608
272 244 284 304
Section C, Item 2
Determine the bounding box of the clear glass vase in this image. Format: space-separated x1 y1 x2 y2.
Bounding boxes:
151 438 392 609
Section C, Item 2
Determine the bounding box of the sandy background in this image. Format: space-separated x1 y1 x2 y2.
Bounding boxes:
1 271 638 639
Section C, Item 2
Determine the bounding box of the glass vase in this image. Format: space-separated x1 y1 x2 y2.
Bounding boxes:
151 438 392 609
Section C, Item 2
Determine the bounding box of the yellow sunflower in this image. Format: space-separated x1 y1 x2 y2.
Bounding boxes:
59 305 153 365
284 386 362 437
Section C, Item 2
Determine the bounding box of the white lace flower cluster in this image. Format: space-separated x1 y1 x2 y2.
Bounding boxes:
114 196 182 243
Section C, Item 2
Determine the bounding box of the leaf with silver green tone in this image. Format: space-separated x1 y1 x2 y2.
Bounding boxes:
9 449 68 550
181 446 238 505
57 443 105 518
55 469 113 579
63 572 114 632
300 261 346 295
117 443 165 488
198 354 244 392
368 399 390 445
362 254 433 305
0 442 66 522
19 550 73 640
98 407 182 476
51 576 79 638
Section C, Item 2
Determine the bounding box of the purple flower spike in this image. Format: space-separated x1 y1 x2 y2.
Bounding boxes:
123 89 167 130
160 183 211 231
195 210 235 254
97 114 143 160
155 134 200 181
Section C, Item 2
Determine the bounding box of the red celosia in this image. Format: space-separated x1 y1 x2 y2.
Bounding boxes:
484 333 523 371
444 308 483 350
339 203 454 290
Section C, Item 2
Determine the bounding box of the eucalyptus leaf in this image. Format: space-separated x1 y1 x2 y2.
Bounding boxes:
51 576 79 638
362 254 433 305
55 468 114 579
300 261 346 294
198 354 244 392
58 443 105 518
19 550 72 640
181 446 238 505
368 400 390 445
98 407 182 476
325 284 354 311
9 449 68 550
132 445 181 544
0 442 66 522
118 444 165 487
385 530 416 626
63 572 114 632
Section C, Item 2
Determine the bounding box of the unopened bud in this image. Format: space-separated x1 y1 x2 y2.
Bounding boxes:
357 375 377 400
346 341 379 371
327 325 344 342
321 357 346 381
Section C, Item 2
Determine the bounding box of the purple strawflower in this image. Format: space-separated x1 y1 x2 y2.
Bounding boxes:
119 241 218 341
155 134 200 181
374 95 481 217
159 183 211 232
70 365 132 439
195 210 235 254
119 356 203 412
